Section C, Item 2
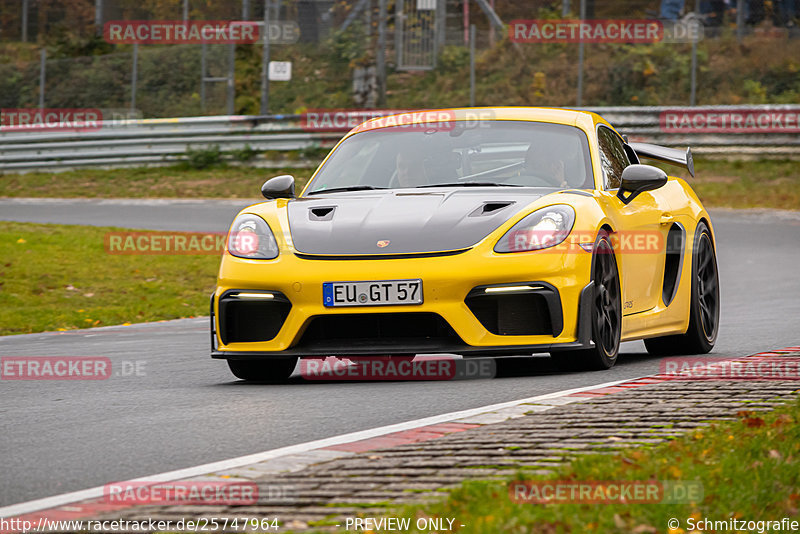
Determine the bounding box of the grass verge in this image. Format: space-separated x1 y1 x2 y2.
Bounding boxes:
393 397 800 534
0 164 314 199
1 158 798 211
0 221 218 335
656 158 800 210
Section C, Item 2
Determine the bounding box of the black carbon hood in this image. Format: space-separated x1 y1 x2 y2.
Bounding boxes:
287 189 549 255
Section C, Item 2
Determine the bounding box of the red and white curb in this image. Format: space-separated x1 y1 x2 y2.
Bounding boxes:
1 346 798 531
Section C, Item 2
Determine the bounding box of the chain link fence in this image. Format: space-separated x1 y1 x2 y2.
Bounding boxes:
0 0 799 118
0 44 231 117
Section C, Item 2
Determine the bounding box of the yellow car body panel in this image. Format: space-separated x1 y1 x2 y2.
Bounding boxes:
212 107 715 358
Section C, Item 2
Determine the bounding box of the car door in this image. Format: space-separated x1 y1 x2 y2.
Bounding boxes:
596 126 670 315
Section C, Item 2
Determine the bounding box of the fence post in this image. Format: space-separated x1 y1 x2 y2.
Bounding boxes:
469 24 476 107
489 0 495 45
260 0 271 114
366 0 372 37
227 43 236 115
95 0 103 36
377 0 387 107
736 0 745 41
436 0 446 49
576 0 585 106
131 43 139 113
39 48 46 110
201 44 207 112
689 37 697 106
463 0 469 44
394 0 402 68
21 0 29 42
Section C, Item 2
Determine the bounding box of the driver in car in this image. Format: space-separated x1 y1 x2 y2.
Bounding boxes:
395 149 429 188
522 136 587 188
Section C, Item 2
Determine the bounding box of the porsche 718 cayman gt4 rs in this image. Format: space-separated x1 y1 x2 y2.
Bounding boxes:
211 107 720 381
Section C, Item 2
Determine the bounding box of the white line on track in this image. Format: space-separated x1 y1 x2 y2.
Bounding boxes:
0 375 641 518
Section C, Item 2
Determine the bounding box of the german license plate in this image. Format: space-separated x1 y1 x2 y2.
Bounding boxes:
323 279 423 307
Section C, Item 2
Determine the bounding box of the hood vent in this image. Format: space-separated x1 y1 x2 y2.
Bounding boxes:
309 206 336 221
288 190 545 255
469 201 515 217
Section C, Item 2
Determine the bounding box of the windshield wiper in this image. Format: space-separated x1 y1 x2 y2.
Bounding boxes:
416 181 522 188
307 185 387 195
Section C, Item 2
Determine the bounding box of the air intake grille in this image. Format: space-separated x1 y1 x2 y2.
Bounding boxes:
218 292 291 344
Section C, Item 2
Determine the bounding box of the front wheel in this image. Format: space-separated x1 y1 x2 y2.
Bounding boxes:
644 221 719 356
227 357 298 381
551 232 622 371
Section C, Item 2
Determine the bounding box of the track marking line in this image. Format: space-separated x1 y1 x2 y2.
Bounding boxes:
0 376 635 519
3 344 798 525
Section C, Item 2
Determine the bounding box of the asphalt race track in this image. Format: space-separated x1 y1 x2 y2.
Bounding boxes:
1 199 799 507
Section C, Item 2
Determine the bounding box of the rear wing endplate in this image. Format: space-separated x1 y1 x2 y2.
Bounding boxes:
629 142 694 178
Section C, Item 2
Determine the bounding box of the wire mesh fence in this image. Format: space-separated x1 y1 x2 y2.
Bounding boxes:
0 0 798 118
0 44 232 117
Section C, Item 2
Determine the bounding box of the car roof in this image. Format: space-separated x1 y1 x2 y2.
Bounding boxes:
341 106 612 140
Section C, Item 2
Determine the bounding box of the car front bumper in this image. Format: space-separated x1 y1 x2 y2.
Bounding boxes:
211 246 594 359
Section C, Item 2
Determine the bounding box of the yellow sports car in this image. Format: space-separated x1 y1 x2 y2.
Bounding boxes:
211 107 719 381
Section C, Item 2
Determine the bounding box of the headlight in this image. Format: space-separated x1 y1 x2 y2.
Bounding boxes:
494 205 575 253
227 214 279 259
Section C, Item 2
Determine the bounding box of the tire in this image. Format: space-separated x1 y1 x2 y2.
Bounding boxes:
644 221 719 356
552 232 622 371
227 357 298 381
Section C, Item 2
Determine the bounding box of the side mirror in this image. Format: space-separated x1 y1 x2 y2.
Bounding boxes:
261 175 295 199
617 165 667 205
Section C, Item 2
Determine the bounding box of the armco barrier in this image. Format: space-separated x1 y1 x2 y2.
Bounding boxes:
1 105 798 172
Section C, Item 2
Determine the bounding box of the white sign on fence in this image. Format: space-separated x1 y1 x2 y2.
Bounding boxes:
268 61 292 81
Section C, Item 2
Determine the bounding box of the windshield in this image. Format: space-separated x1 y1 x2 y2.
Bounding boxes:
305 120 594 194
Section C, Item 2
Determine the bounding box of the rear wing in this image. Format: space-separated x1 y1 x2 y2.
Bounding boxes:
629 142 695 178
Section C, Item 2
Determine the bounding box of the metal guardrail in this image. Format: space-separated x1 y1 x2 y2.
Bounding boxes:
1 106 798 172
